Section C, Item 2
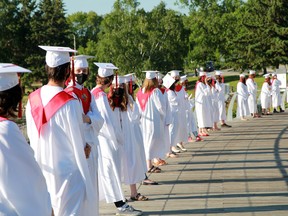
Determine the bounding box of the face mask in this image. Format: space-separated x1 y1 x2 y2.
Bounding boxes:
76 74 88 85
114 87 124 96
132 84 138 91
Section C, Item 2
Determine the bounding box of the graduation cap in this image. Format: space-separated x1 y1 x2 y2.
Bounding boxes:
263 74 270 78
199 71 206 77
73 55 94 68
180 75 188 83
249 70 256 75
124 73 136 83
39 45 77 68
0 63 31 91
142 71 158 79
239 74 245 78
168 70 181 78
112 75 126 85
162 74 175 89
215 70 222 76
94 62 118 78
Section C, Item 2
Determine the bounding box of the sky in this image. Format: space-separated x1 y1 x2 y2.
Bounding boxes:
62 0 189 15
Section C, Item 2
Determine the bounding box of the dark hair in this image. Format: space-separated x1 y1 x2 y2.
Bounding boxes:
96 75 114 85
45 62 70 82
108 84 128 112
0 84 22 118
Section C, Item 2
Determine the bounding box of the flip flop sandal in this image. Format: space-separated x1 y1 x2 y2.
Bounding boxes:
147 166 161 173
130 193 149 201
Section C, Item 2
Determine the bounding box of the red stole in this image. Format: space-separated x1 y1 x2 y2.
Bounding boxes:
91 87 106 99
159 87 165 94
0 117 8 122
29 88 74 135
136 88 155 111
65 87 91 114
175 84 182 92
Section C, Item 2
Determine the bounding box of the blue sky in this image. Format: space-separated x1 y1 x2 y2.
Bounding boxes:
62 0 189 15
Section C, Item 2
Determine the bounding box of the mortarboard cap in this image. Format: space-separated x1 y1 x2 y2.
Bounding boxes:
263 74 270 78
73 55 94 68
249 70 256 75
199 71 206 77
112 75 126 85
143 71 158 79
124 73 136 83
162 74 175 89
94 62 118 78
168 70 181 78
156 73 164 80
39 45 77 68
0 63 31 91
215 70 222 76
180 75 187 83
239 74 245 78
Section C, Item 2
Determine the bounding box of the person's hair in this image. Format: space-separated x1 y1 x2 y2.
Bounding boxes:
142 78 158 93
0 84 22 118
108 84 128 111
240 77 246 85
45 62 70 82
96 75 114 86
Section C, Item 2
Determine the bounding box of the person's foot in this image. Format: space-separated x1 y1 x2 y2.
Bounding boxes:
142 179 158 185
196 136 203 142
241 118 248 121
221 123 232 128
171 146 181 153
188 136 193 142
116 204 142 215
280 109 285 113
167 152 178 158
273 109 279 113
177 143 187 152
213 127 221 131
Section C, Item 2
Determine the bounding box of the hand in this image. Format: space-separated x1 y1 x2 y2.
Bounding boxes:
84 143 91 159
82 114 91 124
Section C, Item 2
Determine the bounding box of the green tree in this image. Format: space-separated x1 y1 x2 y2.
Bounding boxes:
28 0 71 85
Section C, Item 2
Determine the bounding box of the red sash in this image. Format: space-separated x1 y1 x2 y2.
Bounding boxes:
29 88 75 135
175 84 182 92
91 87 106 99
0 117 8 122
136 88 155 111
65 87 91 114
159 87 165 94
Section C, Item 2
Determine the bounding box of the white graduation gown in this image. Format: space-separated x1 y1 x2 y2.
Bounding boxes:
195 82 213 128
260 82 271 109
114 97 147 185
26 85 96 216
167 89 181 147
271 79 282 108
211 86 220 123
215 81 227 121
0 119 51 216
136 88 165 160
91 87 125 203
175 87 189 142
67 82 104 216
237 82 250 118
246 78 258 114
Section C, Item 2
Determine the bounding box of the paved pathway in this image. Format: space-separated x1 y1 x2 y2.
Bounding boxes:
100 112 288 216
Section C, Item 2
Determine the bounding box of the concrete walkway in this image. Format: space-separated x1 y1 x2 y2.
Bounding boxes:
100 112 288 216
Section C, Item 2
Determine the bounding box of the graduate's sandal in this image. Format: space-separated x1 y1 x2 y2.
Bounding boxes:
130 193 149 201
147 166 161 173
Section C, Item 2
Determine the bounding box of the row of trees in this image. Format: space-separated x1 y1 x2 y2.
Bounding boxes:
1 0 288 88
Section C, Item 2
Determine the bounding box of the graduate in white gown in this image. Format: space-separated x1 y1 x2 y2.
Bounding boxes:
271 73 284 113
215 71 231 128
168 70 188 152
260 74 272 115
180 76 203 142
246 70 260 117
26 46 96 216
91 63 142 215
65 55 104 216
195 72 213 136
0 64 52 216
136 71 165 173
108 75 148 202
237 74 250 120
